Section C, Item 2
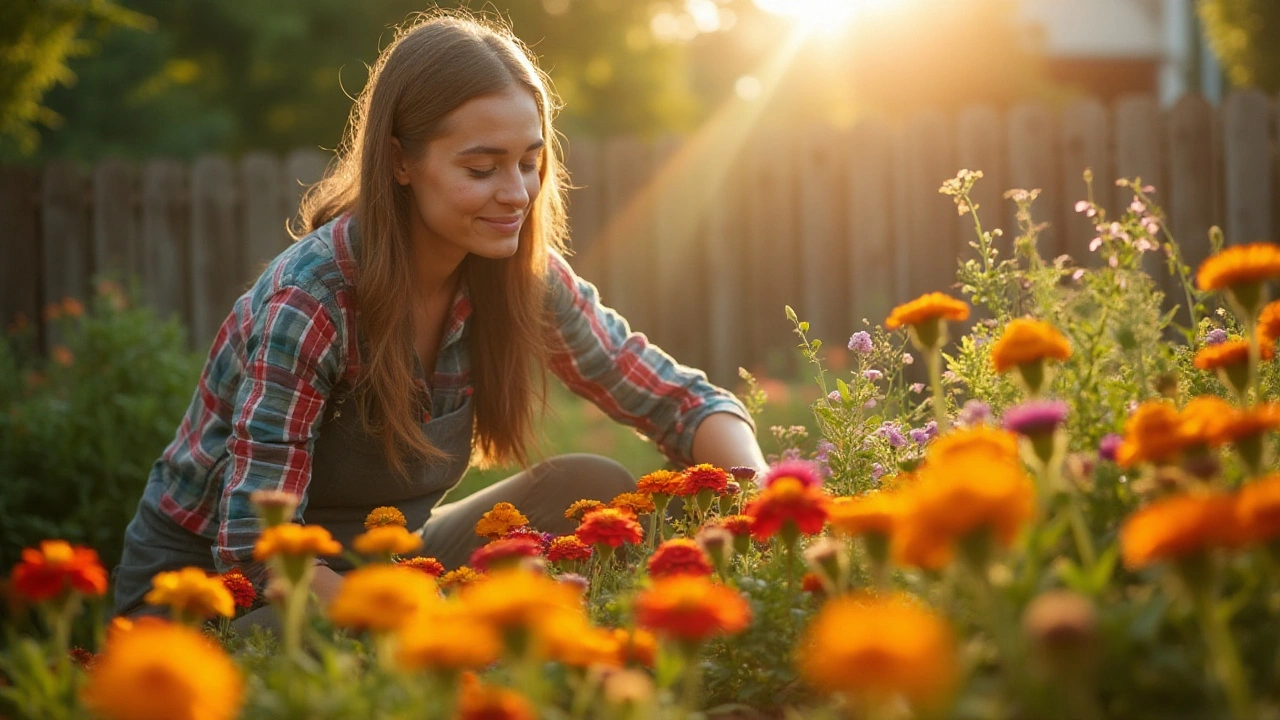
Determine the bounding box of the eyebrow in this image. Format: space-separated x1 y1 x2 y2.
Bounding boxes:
456 140 545 156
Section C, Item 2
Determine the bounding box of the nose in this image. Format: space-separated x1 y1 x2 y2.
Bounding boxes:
495 169 530 210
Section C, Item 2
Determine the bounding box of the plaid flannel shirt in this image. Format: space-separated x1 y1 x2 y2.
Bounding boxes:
143 213 752 576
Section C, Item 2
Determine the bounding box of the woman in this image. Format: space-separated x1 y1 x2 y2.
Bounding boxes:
113 11 766 617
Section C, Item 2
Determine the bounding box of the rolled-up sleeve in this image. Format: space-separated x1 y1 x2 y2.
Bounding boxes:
543 251 753 465
215 285 343 576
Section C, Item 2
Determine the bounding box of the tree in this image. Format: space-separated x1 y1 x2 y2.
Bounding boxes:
1198 0 1280 93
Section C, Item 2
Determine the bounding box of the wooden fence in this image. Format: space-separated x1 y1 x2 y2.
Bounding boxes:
2 90 1278 386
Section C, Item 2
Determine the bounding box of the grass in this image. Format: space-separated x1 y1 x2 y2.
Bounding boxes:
449 374 823 499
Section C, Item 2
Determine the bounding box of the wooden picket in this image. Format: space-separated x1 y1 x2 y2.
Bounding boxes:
3 90 1277 376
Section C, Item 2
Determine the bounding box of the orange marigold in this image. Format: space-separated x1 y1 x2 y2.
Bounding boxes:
82 620 244 720
61 297 85 318
990 318 1072 373
1238 474 1280 544
145 567 234 621
461 568 585 631
926 426 1020 464
547 535 593 563
11 540 108 602
677 464 731 497
1193 339 1274 371
439 566 484 591
1196 242 1280 292
253 523 341 561
1260 300 1280 346
535 613 623 668
636 469 684 495
576 508 645 548
364 506 407 530
647 539 714 579
219 569 257 609
396 601 501 672
1115 400 1197 468
610 491 656 516
634 575 751 642
885 292 970 330
51 345 74 367
327 565 439 633
797 593 957 707
1214 403 1280 446
1120 492 1240 569
564 499 606 521
742 477 829 541
475 502 529 540
827 493 902 538
457 682 537 720
714 514 754 537
353 525 423 556
612 628 657 668
398 556 446 577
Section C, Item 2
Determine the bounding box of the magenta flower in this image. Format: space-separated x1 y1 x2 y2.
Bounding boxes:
1098 433 1123 462
761 459 823 489
1002 400 1069 437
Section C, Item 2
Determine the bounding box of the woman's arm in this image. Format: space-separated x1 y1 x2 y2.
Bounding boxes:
691 412 769 475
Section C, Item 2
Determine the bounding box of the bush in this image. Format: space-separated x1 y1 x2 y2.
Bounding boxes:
0 281 202 572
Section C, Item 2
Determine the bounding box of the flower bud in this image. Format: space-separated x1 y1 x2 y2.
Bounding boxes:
1022 590 1098 678
251 490 300 528
802 538 848 594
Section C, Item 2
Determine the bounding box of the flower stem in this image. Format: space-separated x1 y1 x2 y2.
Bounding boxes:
1066 498 1097 570
1194 587 1254 720
927 347 949 433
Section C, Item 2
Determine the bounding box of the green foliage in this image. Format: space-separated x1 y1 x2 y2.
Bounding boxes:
1199 0 1280 93
0 0 151 155
0 283 202 571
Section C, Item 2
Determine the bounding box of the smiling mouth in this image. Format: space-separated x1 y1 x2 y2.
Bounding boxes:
479 216 523 233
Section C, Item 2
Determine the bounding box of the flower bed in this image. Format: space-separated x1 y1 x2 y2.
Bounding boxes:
6 170 1280 719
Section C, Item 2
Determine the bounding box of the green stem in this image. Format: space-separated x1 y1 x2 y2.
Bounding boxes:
1194 587 1254 720
1067 498 1097 570
927 347 949 433
1246 314 1261 406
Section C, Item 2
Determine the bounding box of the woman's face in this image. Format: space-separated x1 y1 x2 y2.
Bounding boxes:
393 86 544 263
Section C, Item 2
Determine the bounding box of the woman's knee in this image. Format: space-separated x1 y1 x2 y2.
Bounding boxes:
527 453 636 502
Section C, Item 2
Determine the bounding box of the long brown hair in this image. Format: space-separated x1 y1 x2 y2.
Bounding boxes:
292 10 568 475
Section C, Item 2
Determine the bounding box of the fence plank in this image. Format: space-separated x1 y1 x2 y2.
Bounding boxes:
0 167 41 334
241 153 287 282
563 135 604 282
797 123 849 342
599 135 655 335
1222 89 1272 245
141 159 189 327
92 159 139 282
1114 94 1167 283
956 105 1006 249
189 155 241 350
743 127 799 371
283 150 329 224
704 163 741 387
1060 98 1112 262
1166 95 1219 275
849 118 896 329
1007 103 1062 257
896 111 959 301
41 160 91 344
649 135 697 363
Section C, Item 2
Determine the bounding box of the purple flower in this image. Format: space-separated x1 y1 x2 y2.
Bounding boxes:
902 353 915 365
864 398 878 409
781 447 803 462
862 369 883 382
1205 328 1228 346
813 440 835 479
875 421 907 448
1098 433 1123 462
909 382 926 393
730 466 758 482
1002 400 1069 436
848 331 873 354
871 463 885 481
908 420 939 445
762 458 824 489
828 390 842 403
956 400 991 427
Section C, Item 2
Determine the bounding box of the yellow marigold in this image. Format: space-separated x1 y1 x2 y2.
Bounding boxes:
1260 300 1280 345
82 619 244 720
990 318 1072 373
144 567 234 621
636 469 684 495
534 612 622 668
827 493 903 538
634 575 751 642
364 506 407 530
253 523 341 561
893 451 1034 569
610 491 656 516
475 502 529 540
457 682 537 720
395 601 501 672
797 593 956 707
398 556 446 577
926 426 1020 465
460 568 585 631
1193 338 1275 371
1196 242 1280 292
1115 401 1196 468
1120 492 1240 569
439 566 484 591
564 499 606 521
1238 474 1280 544
327 565 439 633
353 525 423 557
885 292 970 330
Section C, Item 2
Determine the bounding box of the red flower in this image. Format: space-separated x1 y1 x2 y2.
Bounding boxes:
219 569 257 609
576 508 644 548
546 535 593 563
647 539 713 579
677 464 731 497
801 572 826 595
398 556 446 577
713 515 754 537
635 576 751 643
11 540 108 602
502 526 552 552
743 478 829 541
469 537 543 572
761 459 823 489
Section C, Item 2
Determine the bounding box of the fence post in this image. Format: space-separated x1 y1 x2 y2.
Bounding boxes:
41 160 91 348
1007 103 1062 258
241 153 287 282
1222 89 1272 245
0 167 41 334
895 111 959 300
92 158 140 282
141 159 190 329
189 155 241 351
1114 94 1168 286
1060 98 1112 263
1166 95 1220 277
849 117 896 330
797 122 850 344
